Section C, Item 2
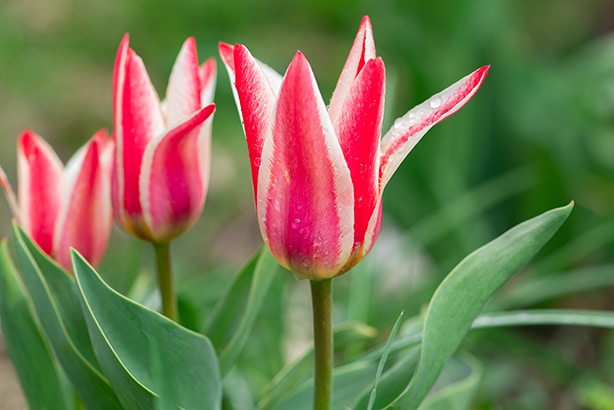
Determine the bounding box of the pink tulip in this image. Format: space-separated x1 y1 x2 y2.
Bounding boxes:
219 16 489 280
112 35 216 243
0 129 113 271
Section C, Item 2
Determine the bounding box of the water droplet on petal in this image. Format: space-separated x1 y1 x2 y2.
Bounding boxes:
429 96 442 109
291 218 301 229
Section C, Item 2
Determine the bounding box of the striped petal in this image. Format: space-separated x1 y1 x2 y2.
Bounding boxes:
165 37 202 126
379 66 489 189
140 104 216 242
257 52 354 280
54 131 113 270
223 43 280 197
199 58 217 106
328 15 377 125
112 34 165 229
333 57 385 251
17 130 63 255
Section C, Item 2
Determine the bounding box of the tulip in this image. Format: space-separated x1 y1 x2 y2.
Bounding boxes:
219 16 488 281
0 129 113 271
112 35 216 243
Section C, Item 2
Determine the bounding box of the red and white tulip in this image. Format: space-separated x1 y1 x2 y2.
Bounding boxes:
112 35 216 243
219 16 489 280
0 130 113 271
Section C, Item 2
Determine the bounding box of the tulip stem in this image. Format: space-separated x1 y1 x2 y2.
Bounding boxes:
153 242 178 321
310 278 333 410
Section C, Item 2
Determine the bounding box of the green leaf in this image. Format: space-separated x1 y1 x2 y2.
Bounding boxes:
367 311 405 410
389 202 573 409
205 247 280 373
12 224 123 409
0 239 71 410
270 361 378 410
258 322 377 409
473 309 614 329
419 354 482 410
493 263 614 309
72 250 222 410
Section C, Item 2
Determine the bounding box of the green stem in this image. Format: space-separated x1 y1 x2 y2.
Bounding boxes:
153 242 178 321
310 278 333 410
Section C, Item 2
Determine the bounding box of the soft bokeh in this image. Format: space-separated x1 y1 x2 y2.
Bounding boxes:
1 0 613 407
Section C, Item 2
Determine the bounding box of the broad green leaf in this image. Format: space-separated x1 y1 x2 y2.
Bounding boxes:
419 354 482 410
0 239 71 410
389 202 573 409
12 224 123 409
205 247 280 373
72 250 222 410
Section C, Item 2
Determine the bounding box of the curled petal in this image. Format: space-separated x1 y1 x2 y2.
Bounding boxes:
329 15 377 125
54 131 113 270
17 131 63 255
257 52 354 280
379 66 489 189
140 104 216 242
165 37 202 126
113 34 165 226
333 57 385 250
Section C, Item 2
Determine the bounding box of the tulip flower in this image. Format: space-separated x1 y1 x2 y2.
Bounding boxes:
112 35 216 244
112 35 216 321
219 16 489 281
0 129 113 271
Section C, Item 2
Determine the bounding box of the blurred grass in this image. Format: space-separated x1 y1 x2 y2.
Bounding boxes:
1 0 613 407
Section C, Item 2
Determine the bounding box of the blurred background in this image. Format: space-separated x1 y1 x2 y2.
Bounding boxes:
1 0 614 408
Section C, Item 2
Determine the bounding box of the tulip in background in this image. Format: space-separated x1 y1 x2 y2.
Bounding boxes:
112 35 216 320
220 16 488 409
0 129 113 271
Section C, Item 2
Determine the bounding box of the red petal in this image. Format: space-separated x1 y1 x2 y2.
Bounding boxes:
112 35 165 227
333 57 385 249
165 37 202 126
233 44 278 198
17 130 63 255
328 16 376 125
380 66 489 189
140 104 215 242
54 130 113 270
258 52 354 279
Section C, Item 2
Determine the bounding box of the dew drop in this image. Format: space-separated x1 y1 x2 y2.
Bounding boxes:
291 218 301 229
358 162 368 174
429 96 442 109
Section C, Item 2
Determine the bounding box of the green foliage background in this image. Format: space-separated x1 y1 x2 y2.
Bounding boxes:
1 0 613 408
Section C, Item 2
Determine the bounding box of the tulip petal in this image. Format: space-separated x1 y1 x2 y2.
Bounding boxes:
17 131 63 255
113 34 165 227
140 104 216 242
165 37 202 126
379 66 489 189
257 52 354 279
333 57 385 251
328 16 376 125
54 131 113 270
199 58 217 106
223 44 281 196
